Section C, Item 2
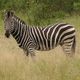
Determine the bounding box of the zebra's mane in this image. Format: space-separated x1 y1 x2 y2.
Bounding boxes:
14 15 26 25
13 15 50 29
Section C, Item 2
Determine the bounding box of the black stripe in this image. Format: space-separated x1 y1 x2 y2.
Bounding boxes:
19 27 26 47
36 27 43 49
30 28 37 43
39 28 47 49
63 36 75 42
48 40 50 49
48 24 59 39
52 23 67 46
33 27 40 50
56 25 73 45
33 27 39 43
22 27 30 47
17 23 22 43
12 27 18 37
24 36 31 47
15 22 21 41
43 25 51 37
60 30 75 42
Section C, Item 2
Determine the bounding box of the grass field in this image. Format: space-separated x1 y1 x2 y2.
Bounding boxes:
0 14 80 80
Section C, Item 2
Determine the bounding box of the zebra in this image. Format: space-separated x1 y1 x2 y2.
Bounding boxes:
4 11 76 57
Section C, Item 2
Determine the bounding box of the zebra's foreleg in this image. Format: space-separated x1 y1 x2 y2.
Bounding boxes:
28 48 35 57
27 48 36 61
23 49 29 56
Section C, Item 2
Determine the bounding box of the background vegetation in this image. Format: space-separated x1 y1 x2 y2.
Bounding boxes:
0 0 80 25
0 0 80 80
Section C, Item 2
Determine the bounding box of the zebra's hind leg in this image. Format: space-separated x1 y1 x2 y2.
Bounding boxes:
71 36 76 54
61 40 75 57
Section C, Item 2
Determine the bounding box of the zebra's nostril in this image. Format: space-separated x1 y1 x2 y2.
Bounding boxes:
5 31 10 38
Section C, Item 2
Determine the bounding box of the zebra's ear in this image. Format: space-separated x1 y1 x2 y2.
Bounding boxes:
10 11 14 16
7 11 11 18
6 11 14 18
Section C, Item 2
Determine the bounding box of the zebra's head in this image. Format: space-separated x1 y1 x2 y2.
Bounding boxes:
4 10 14 38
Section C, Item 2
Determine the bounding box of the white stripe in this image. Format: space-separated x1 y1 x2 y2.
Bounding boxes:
34 27 42 50
46 27 52 39
50 23 64 48
61 32 75 42
15 20 21 40
64 39 73 43
42 28 49 50
42 25 50 32
37 27 46 50
54 24 71 46
19 23 26 45
23 26 29 47
58 28 75 43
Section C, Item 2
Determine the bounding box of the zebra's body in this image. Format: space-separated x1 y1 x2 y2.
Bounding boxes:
4 11 76 57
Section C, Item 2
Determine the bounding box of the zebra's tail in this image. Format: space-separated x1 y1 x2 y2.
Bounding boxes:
72 36 76 54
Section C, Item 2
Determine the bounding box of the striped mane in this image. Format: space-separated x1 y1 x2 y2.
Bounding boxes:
13 15 26 26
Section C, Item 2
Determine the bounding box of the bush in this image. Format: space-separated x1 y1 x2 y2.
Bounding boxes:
0 0 80 25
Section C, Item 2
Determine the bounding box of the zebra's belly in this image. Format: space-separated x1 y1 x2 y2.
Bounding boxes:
36 48 53 51
35 43 56 51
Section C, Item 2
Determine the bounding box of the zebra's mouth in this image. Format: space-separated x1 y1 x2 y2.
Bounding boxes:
5 30 10 38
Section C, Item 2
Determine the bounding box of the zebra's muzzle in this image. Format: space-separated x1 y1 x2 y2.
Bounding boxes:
5 30 10 38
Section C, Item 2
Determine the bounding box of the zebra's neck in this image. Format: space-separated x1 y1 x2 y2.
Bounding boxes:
11 16 29 46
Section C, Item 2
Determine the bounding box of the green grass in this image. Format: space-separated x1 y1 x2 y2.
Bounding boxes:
0 13 80 80
0 15 3 34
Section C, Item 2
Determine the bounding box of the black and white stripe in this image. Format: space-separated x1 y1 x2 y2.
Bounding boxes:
4 11 76 56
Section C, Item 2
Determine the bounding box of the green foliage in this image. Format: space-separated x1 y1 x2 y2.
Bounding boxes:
0 0 80 25
74 2 80 13
25 0 74 25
